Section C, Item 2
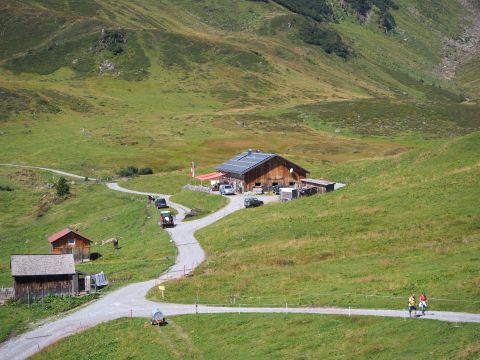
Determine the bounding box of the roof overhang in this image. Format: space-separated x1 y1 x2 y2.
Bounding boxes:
195 172 225 181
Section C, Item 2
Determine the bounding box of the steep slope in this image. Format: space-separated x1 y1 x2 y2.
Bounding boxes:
0 0 478 174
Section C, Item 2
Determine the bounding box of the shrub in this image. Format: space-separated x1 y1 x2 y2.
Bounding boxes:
138 167 153 175
299 24 351 58
0 185 14 191
117 166 139 177
55 177 70 196
117 166 153 177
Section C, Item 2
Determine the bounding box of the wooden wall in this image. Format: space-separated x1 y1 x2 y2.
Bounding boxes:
14 275 74 300
243 157 307 191
51 233 91 262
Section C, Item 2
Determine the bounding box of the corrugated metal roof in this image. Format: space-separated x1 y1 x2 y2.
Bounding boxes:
11 254 75 276
216 151 277 175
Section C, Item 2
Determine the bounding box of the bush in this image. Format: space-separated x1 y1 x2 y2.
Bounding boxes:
55 177 70 196
117 166 139 177
299 24 351 58
117 166 153 177
0 185 14 191
138 167 153 175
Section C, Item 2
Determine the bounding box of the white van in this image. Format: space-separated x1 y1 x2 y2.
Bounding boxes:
219 184 235 195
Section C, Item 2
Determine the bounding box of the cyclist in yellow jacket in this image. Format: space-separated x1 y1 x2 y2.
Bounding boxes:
408 294 417 317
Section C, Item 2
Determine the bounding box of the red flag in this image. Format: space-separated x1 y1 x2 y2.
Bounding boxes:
190 160 195 178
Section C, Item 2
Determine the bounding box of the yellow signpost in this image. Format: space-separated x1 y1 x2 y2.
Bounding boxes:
158 285 165 300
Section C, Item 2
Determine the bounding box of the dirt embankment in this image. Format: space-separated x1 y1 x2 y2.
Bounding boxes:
438 0 480 79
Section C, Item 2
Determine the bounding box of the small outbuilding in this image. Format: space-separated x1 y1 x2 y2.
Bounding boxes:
301 179 336 193
10 254 82 301
48 228 92 263
216 150 309 192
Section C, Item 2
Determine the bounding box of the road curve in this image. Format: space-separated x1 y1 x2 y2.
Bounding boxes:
0 165 479 359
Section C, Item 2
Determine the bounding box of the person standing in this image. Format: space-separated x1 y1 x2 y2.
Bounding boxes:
408 294 417 317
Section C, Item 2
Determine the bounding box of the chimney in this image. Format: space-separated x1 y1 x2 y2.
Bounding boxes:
247 149 252 155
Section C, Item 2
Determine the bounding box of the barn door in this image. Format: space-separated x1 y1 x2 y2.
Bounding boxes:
72 248 83 263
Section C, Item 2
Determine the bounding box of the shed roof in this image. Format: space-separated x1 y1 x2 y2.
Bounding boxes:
47 228 92 244
216 151 309 176
301 178 336 186
11 254 75 276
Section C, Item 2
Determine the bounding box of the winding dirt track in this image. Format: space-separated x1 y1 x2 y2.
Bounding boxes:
0 165 479 359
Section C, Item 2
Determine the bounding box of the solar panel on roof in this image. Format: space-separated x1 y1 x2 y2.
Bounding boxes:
216 151 276 175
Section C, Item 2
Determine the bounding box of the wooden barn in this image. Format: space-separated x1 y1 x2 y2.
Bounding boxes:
48 228 92 263
10 254 80 301
216 150 309 192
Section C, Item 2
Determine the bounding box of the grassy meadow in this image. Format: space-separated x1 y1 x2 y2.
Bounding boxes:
149 134 480 312
170 191 228 220
32 314 480 359
0 0 479 353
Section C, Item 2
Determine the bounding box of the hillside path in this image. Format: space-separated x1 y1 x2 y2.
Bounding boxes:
0 164 479 359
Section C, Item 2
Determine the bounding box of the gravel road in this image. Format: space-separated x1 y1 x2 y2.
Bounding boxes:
0 165 479 359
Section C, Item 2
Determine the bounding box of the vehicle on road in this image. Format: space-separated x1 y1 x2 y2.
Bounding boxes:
155 197 168 209
244 197 264 208
160 210 175 228
219 184 235 195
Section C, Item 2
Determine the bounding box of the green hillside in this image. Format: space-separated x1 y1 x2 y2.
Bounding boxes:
0 0 479 350
0 0 477 176
150 134 480 312
33 315 480 359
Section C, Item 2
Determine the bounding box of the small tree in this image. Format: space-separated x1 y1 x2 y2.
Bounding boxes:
56 177 70 196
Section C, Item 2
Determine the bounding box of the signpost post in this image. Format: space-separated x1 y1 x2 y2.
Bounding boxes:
158 285 165 300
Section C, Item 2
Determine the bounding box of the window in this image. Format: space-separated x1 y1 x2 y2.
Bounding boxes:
272 182 278 186
68 238 75 246
289 182 295 186
255 182 261 186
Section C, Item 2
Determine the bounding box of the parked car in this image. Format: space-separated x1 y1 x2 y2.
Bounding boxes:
155 198 168 209
271 184 285 195
160 211 175 228
244 197 264 208
219 184 235 195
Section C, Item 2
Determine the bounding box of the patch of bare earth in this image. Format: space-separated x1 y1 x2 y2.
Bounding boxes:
438 0 480 79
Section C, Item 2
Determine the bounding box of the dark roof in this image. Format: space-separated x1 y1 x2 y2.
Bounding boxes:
301 179 335 186
11 254 75 276
216 151 309 176
48 228 92 244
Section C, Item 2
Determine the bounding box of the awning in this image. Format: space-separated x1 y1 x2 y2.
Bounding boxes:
195 172 225 181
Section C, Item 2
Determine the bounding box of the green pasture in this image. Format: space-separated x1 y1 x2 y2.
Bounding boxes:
150 134 480 312
32 314 480 359
170 190 228 220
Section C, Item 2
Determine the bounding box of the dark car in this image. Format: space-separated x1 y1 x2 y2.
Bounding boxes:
271 184 285 195
244 197 264 208
155 198 168 209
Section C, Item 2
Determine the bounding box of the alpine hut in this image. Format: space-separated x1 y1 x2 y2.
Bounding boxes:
10 254 79 301
48 228 92 263
216 150 309 192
